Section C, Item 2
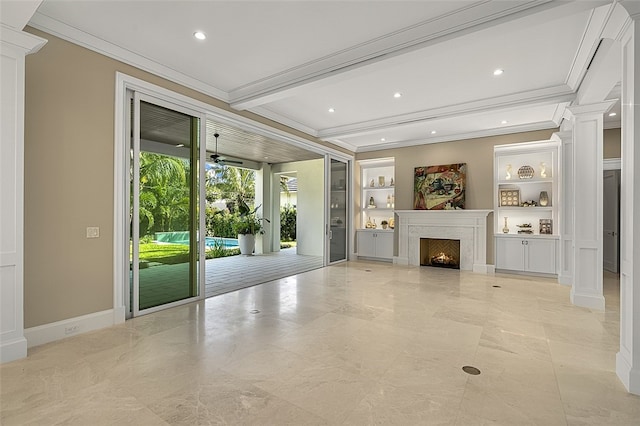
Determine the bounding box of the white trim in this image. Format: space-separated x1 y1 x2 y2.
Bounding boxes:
604 157 621 170
24 309 117 348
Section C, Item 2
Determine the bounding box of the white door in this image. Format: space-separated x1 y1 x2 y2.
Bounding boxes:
327 157 349 263
496 237 525 271
603 170 620 273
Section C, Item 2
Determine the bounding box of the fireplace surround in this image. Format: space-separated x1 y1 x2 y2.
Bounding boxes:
394 210 492 273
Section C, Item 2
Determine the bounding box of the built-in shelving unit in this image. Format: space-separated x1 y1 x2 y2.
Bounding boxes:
356 158 395 261
494 140 560 275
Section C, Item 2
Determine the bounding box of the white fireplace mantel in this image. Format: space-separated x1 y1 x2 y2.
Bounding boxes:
394 210 493 273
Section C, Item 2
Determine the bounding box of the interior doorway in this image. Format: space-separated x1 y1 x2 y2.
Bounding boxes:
603 169 620 273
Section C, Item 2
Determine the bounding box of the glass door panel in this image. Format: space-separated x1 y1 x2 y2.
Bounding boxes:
329 158 348 263
130 96 202 315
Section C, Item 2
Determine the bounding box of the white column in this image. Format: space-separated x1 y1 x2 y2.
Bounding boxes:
553 130 573 286
255 163 272 254
565 101 615 311
0 25 46 363
617 2 640 395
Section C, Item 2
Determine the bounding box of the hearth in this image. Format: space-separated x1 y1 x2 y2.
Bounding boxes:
420 238 460 269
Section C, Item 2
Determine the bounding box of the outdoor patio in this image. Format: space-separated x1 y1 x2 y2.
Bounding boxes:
136 248 324 308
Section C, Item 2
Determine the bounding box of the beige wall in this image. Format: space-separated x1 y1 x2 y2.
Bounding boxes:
23 28 340 328
604 128 621 159
355 129 558 264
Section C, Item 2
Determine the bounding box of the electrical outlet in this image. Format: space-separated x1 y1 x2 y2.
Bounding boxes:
86 227 100 238
64 325 80 335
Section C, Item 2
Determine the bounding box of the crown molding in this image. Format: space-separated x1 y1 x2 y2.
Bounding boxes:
28 12 229 102
318 85 574 140
249 106 319 138
350 120 559 153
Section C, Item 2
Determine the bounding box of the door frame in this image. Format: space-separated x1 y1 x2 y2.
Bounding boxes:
114 73 354 321
325 154 352 265
603 158 621 273
129 92 206 317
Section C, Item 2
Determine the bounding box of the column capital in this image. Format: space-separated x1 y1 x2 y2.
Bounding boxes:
565 100 617 119
0 24 47 54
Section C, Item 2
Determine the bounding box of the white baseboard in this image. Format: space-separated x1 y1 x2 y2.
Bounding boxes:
393 256 409 265
558 273 572 286
570 290 605 311
617 351 640 396
0 336 28 363
25 309 118 348
473 264 494 274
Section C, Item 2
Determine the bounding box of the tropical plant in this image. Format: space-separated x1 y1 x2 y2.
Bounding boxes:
280 205 296 241
233 194 269 235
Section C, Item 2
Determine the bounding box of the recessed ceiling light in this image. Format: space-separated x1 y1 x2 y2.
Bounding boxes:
609 112 617 117
493 69 504 76
393 92 402 98
431 130 437 135
381 138 386 142
328 107 335 113
193 31 207 40
501 120 508 124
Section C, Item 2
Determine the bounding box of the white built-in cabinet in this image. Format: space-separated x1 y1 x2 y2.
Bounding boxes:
494 140 560 275
356 231 393 259
356 158 394 261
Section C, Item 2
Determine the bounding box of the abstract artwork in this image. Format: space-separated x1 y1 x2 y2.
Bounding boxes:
414 163 466 210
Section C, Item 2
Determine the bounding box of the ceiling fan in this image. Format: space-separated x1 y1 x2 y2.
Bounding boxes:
210 132 243 166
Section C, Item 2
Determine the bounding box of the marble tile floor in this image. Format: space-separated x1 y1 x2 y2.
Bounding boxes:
1 263 638 425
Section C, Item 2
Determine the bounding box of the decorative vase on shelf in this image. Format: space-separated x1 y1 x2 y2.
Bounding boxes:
503 217 509 234
539 191 549 207
540 162 547 178
505 164 512 180
378 176 385 187
369 196 375 207
369 179 375 187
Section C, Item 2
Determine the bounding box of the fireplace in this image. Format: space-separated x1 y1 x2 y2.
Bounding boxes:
394 210 492 273
420 238 460 269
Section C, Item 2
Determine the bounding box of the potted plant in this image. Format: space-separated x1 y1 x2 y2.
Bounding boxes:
381 220 388 230
233 195 270 255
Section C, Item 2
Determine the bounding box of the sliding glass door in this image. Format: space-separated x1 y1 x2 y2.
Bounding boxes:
129 94 205 316
327 157 349 263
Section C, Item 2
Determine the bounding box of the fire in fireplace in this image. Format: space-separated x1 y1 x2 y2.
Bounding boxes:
420 238 460 269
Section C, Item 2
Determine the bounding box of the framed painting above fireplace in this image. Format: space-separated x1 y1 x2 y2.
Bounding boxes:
414 163 466 210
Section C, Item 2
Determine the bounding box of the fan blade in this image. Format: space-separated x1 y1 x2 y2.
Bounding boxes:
222 159 243 165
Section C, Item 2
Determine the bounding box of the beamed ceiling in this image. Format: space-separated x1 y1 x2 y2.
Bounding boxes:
28 1 625 163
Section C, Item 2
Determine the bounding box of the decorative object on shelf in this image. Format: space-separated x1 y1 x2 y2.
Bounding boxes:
368 196 375 208
503 217 509 234
414 163 466 210
389 217 395 229
381 220 388 230
540 162 547 178
539 219 552 234
386 195 391 208
390 177 394 186
391 195 395 208
378 176 385 187
369 179 375 187
539 191 549 207
499 189 520 206
517 165 535 179
517 223 534 234
506 164 512 180
372 219 377 228
365 217 374 228
521 200 538 207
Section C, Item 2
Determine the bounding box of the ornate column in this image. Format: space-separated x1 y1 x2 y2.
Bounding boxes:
617 1 640 395
564 101 615 311
0 25 46 362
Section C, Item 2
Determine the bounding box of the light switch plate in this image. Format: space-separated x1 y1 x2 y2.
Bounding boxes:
86 226 100 238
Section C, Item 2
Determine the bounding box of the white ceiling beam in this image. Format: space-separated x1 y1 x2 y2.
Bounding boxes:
577 38 621 104
229 0 609 111
317 85 576 140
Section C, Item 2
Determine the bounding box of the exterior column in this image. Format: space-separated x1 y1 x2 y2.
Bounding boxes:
0 25 46 362
255 163 272 254
617 1 640 395
565 101 615 311
553 130 573 286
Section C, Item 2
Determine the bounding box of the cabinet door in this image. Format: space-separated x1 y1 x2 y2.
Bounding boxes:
356 231 376 257
525 238 556 274
375 232 394 259
496 238 525 271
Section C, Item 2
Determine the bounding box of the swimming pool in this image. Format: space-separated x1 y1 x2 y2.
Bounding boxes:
155 232 238 249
